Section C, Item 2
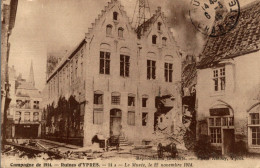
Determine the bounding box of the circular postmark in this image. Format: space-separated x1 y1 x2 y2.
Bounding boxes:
189 0 240 37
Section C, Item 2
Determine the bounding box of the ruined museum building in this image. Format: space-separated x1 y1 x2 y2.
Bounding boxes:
44 0 181 146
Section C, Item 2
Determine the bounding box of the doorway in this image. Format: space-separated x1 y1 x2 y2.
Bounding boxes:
222 129 235 155
15 124 39 138
110 109 122 137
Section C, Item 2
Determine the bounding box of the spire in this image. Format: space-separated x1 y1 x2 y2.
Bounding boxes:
28 60 35 87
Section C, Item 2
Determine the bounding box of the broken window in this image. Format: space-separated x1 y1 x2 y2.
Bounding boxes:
128 111 135 125
106 25 113 35
142 112 148 126
152 35 157 44
147 60 156 80
120 55 130 77
128 95 135 106
165 63 173 82
100 51 110 75
118 27 124 38
213 67 225 91
94 93 103 105
93 109 103 125
33 112 39 121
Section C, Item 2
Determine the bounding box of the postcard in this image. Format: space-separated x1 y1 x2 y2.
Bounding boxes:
1 0 260 167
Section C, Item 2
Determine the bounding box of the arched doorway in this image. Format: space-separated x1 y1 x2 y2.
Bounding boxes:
110 109 122 137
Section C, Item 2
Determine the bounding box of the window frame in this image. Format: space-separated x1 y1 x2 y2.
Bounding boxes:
111 92 121 105
120 55 130 77
128 94 135 107
248 111 260 147
208 116 234 144
165 62 173 82
100 51 111 75
147 60 156 80
213 67 226 92
94 92 103 105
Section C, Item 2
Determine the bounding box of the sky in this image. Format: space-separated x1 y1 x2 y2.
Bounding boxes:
9 0 255 90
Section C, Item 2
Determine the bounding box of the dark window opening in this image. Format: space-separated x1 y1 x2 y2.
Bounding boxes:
152 35 157 44
128 96 135 106
142 98 148 107
113 12 118 20
94 94 103 105
158 22 162 31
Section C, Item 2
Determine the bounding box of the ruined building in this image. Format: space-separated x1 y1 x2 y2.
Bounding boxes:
196 1 260 155
7 63 43 139
1 0 18 144
43 0 182 146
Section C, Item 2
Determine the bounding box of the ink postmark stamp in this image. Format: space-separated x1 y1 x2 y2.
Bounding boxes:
189 0 240 37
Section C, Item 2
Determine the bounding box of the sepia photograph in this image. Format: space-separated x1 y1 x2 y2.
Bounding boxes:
1 0 260 167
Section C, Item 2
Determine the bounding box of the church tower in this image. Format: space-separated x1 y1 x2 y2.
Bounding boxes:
28 60 35 87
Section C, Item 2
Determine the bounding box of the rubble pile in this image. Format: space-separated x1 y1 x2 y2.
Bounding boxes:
1 140 135 160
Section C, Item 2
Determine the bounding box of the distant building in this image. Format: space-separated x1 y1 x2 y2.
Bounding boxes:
43 0 182 146
1 0 18 143
7 63 43 139
196 1 260 154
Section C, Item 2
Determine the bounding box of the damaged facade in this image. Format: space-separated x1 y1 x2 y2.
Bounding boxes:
43 0 182 146
7 64 43 139
196 1 260 155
